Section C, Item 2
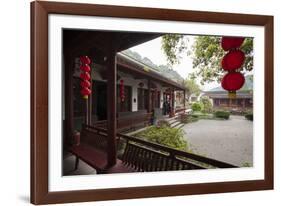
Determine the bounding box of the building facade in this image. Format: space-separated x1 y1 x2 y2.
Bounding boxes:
204 75 253 112
71 52 186 131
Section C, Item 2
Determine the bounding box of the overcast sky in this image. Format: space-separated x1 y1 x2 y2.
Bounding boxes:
129 36 220 91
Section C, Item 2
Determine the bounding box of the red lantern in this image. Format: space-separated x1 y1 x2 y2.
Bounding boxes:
221 50 245 71
80 64 91 72
80 56 92 99
221 37 245 51
80 72 91 81
80 80 91 88
79 56 91 65
80 87 91 98
221 72 245 98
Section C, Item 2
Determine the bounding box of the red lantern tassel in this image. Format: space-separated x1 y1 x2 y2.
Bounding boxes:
228 91 236 99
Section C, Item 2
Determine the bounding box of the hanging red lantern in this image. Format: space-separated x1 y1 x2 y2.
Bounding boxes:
80 56 92 99
79 56 91 65
80 87 92 96
220 37 246 99
221 37 245 51
80 64 91 72
221 50 245 71
80 72 91 81
120 79 125 102
80 80 91 88
221 72 245 98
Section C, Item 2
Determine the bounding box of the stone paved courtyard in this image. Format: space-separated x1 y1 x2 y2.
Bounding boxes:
182 115 253 167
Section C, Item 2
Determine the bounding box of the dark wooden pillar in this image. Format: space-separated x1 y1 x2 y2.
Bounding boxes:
243 98 246 109
171 88 175 116
106 48 117 167
64 54 74 146
147 79 152 113
88 70 92 125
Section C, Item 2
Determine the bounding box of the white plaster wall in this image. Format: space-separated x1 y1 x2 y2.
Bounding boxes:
74 61 176 111
119 74 170 111
119 75 148 112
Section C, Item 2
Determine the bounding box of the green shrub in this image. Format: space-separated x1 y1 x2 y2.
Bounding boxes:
214 110 230 119
245 113 253 121
191 102 202 112
134 126 188 151
200 96 213 113
242 162 252 167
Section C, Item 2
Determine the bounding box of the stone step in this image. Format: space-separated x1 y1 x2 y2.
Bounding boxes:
173 122 185 129
170 120 182 127
167 119 178 124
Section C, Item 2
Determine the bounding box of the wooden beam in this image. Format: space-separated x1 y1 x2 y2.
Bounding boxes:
118 33 161 51
117 58 185 90
106 45 117 167
64 31 111 56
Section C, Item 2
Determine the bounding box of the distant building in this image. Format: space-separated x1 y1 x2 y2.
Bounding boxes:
204 75 253 111
188 93 204 104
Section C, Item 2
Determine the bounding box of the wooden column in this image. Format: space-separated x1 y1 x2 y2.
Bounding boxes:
64 54 74 146
106 48 117 167
243 98 246 109
88 70 93 125
147 79 152 113
171 88 175 116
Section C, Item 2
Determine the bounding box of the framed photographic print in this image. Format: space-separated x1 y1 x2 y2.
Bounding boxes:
30 1 274 204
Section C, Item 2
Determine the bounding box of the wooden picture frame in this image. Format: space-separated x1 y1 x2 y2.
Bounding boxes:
31 1 274 204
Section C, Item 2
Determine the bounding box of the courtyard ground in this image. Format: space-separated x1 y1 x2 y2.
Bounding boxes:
182 115 253 167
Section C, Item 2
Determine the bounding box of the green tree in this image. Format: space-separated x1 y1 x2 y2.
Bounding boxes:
161 35 253 84
200 96 213 113
191 102 202 112
161 34 187 65
184 78 201 96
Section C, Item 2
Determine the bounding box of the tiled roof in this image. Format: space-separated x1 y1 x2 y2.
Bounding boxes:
206 75 253 93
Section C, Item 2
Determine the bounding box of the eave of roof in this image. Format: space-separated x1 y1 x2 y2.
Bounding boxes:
117 53 186 90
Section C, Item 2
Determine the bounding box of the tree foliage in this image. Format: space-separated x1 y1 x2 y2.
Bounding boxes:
184 78 201 96
161 35 253 84
200 96 213 113
191 102 202 112
161 34 187 65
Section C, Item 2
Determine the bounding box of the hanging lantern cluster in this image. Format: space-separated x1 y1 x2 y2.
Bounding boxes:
79 56 92 99
120 79 125 102
221 37 246 98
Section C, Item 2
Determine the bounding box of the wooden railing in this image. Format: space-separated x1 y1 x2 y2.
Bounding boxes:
117 132 237 170
93 112 152 132
85 125 237 172
175 107 186 114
